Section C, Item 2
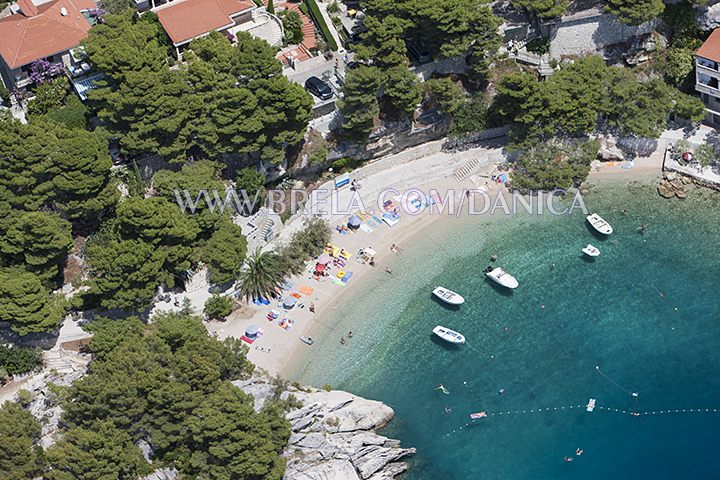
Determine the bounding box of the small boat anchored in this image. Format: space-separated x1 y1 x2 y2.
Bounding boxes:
470 411 487 419
586 398 596 412
432 325 466 344
586 213 613 235
300 336 314 345
485 267 519 289
432 286 465 305
582 244 600 257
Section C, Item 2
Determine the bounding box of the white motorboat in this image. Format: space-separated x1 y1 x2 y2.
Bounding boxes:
586 213 613 235
432 325 466 344
485 267 519 289
582 244 600 257
433 286 465 305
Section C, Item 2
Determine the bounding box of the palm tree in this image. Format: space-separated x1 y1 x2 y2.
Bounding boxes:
236 249 285 302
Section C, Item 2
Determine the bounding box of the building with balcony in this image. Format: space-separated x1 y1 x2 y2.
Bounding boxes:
696 29 720 127
151 0 286 57
0 0 96 92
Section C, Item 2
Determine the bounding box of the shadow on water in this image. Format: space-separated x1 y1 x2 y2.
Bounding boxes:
485 278 514 297
580 254 597 264
429 334 463 351
584 222 611 241
430 295 462 310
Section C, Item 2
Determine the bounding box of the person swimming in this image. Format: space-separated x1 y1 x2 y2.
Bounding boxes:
436 384 449 394
576 448 583 456
564 457 574 463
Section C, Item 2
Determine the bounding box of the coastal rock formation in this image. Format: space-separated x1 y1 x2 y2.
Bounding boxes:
597 136 625 162
658 172 691 199
234 376 416 480
697 2 720 31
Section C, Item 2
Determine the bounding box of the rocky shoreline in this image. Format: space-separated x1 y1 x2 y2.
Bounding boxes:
235 375 416 480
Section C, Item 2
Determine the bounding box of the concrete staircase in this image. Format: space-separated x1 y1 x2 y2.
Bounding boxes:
315 0 344 52
454 157 481 182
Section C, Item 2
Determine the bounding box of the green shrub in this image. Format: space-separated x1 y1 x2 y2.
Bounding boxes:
45 94 89 129
278 217 331 275
281 10 304 45
449 95 488 137
204 294 234 320
0 345 43 376
0 82 9 105
330 156 363 173
525 37 550 55
308 144 329 166
16 389 33 406
327 0 339 13
27 78 68 116
303 0 338 50
511 139 599 192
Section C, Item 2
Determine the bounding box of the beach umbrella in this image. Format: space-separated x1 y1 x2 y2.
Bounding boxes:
348 215 362 228
314 263 326 273
283 296 297 308
317 252 332 264
245 325 260 337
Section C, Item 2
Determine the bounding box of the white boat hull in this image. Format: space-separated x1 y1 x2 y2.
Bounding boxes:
433 286 465 305
432 325 465 344
485 267 519 289
586 214 613 235
582 244 600 257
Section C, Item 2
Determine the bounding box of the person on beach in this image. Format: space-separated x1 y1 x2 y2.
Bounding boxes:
309 303 315 313
385 267 393 275
390 244 398 254
340 336 346 345
369 256 375 266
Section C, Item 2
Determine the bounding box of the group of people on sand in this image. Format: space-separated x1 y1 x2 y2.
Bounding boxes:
340 331 353 345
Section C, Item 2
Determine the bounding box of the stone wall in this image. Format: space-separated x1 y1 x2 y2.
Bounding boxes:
542 8 658 59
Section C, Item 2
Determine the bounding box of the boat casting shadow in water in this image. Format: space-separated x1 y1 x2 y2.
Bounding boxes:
430 294 462 310
580 254 597 263
485 278 514 297
584 221 611 241
429 334 463 350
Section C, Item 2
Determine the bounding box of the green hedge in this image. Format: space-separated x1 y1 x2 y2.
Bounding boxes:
303 0 338 51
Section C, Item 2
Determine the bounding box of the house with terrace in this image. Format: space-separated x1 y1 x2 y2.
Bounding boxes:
151 0 285 56
0 0 97 92
696 29 720 128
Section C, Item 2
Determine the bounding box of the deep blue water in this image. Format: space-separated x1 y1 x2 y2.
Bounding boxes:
292 180 720 480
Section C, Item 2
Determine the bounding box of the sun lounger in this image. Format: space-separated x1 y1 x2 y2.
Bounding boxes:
299 286 313 295
359 224 373 233
290 292 302 299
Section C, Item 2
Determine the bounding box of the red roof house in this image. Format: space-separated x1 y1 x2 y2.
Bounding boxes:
0 0 96 90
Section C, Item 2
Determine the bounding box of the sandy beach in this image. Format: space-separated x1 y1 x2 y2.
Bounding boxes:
207 139 509 375
208 135 668 379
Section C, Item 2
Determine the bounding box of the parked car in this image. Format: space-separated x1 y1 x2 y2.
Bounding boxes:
108 138 126 165
305 76 334 101
405 41 432 64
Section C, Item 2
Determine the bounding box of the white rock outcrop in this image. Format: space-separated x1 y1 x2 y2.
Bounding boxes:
234 376 415 480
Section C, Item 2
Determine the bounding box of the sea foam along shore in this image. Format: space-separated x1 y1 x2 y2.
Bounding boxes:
206 137 506 375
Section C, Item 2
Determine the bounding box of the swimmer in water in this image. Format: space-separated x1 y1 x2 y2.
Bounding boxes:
436 384 449 395
564 457 574 463
499 388 505 396
576 448 583 456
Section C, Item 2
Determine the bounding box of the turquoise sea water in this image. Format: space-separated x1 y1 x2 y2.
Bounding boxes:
292 179 720 480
